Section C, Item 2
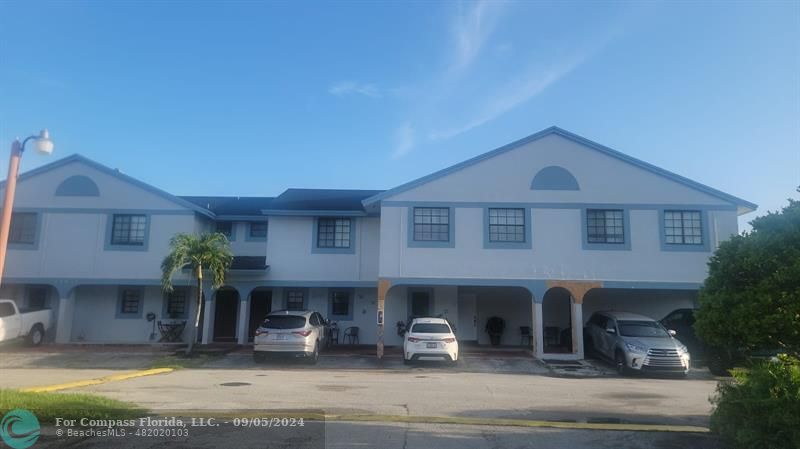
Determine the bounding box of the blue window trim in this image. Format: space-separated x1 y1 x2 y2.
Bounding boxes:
327 288 354 321
8 212 42 251
104 213 151 252
283 288 308 310
407 206 455 248
311 217 356 254
161 287 189 319
483 207 533 250
658 209 711 252
215 221 236 242
116 286 144 319
581 208 632 251
245 221 268 242
407 287 435 319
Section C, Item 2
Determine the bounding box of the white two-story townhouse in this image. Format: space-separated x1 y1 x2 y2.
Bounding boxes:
0 127 756 360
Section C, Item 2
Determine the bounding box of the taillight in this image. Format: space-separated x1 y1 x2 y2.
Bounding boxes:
254 328 268 336
442 338 455 343
292 330 312 337
407 337 420 343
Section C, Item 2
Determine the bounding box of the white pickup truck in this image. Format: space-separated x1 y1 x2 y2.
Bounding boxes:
0 299 53 345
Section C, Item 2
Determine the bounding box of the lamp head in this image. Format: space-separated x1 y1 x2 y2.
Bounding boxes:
33 129 54 155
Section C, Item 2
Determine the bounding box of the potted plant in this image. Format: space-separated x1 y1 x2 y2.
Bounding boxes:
485 316 506 346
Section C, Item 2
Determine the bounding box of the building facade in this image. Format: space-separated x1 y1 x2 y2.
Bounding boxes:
0 127 756 360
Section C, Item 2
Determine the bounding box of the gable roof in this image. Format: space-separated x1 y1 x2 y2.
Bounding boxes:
362 126 758 214
263 188 384 216
2 154 216 218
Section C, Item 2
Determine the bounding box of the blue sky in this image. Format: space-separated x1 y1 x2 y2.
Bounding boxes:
1 1 798 229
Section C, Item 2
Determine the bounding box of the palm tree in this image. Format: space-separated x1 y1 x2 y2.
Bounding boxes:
161 233 233 355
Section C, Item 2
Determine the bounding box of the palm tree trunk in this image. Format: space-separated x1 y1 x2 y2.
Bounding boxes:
187 262 203 355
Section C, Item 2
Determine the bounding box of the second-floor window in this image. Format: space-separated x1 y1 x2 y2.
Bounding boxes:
586 209 625 244
111 214 147 246
215 222 233 239
488 208 525 242
317 218 351 248
9 212 37 244
413 207 450 242
249 222 268 239
664 210 703 245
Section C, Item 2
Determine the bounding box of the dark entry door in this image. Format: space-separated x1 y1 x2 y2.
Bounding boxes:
410 291 431 318
213 290 238 342
248 290 273 342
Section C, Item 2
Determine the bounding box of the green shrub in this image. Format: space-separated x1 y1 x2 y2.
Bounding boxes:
710 355 800 449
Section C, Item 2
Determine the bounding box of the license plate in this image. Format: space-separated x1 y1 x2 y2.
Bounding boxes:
426 342 437 349
275 334 288 341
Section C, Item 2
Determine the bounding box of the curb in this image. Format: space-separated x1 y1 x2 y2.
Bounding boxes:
158 410 709 433
20 368 175 393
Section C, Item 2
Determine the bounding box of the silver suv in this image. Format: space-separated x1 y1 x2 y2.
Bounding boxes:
584 311 691 377
253 310 329 364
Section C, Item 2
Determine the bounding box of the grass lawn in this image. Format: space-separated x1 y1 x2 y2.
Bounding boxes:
0 389 145 423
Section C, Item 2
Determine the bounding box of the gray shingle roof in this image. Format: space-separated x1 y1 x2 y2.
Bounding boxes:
179 196 274 216
267 188 385 212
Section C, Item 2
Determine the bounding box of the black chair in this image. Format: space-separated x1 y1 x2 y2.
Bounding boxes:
520 326 532 346
544 326 560 346
343 327 359 344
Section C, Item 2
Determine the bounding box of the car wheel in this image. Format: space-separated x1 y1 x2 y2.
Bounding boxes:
309 342 320 365
615 351 630 376
28 324 44 346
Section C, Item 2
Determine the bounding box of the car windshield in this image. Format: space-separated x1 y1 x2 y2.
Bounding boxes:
262 315 307 329
411 323 451 334
618 320 670 338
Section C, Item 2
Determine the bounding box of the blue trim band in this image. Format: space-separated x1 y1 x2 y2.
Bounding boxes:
263 209 367 217
380 201 738 211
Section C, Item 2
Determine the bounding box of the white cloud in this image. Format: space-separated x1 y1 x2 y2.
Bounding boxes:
449 0 507 73
391 123 416 159
328 81 381 98
429 55 586 141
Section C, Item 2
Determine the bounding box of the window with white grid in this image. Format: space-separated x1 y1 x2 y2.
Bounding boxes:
413 208 450 241
586 209 625 244
488 208 525 242
664 210 703 245
317 218 351 248
111 214 147 246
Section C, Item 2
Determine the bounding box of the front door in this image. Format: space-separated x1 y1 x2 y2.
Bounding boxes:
213 290 238 342
248 290 272 342
457 294 477 341
410 291 431 319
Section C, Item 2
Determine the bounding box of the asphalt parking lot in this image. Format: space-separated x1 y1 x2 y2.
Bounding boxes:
2 346 722 448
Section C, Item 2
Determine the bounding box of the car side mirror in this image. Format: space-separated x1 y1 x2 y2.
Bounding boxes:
668 329 677 337
605 327 616 334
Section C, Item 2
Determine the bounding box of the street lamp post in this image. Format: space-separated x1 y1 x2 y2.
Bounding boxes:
0 129 54 288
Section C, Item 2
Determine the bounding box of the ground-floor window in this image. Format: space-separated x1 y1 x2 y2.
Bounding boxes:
286 289 305 311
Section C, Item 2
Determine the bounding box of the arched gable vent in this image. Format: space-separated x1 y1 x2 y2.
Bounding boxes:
530 166 580 191
55 175 100 196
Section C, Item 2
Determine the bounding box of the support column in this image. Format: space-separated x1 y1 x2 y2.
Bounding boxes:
201 287 214 345
237 294 249 345
55 293 74 344
571 299 584 358
376 279 391 359
533 301 544 357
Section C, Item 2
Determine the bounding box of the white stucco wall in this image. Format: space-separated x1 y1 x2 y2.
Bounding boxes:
70 285 198 343
264 216 379 282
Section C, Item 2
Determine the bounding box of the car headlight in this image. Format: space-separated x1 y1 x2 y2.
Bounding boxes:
625 342 647 353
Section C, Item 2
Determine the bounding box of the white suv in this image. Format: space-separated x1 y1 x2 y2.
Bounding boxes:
403 318 459 364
